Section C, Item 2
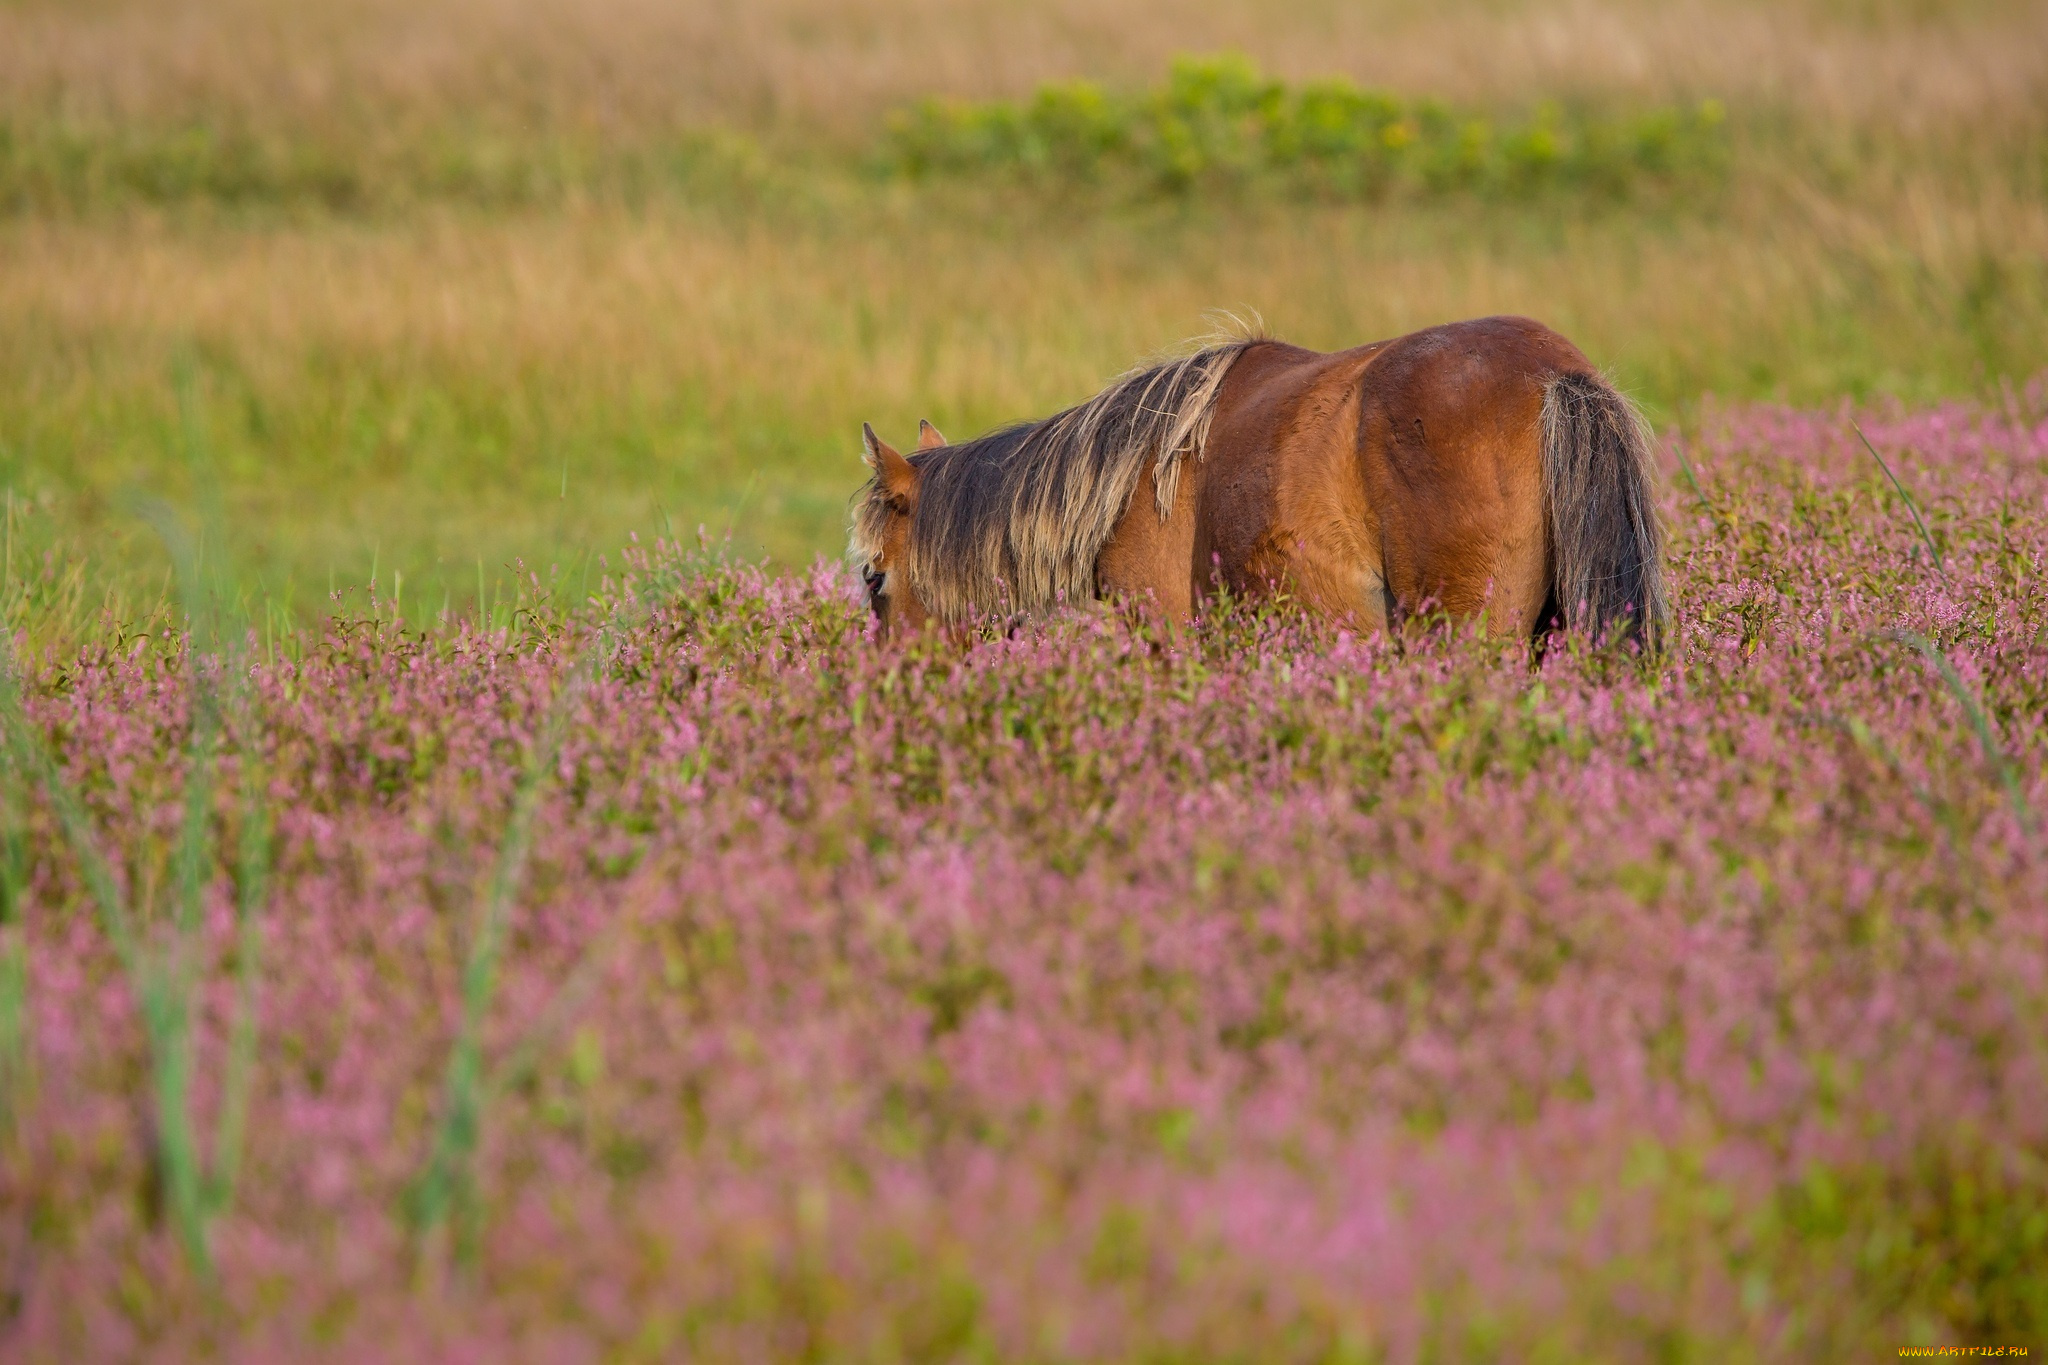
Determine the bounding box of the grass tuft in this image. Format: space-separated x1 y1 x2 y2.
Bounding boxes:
1887 630 2031 832
1853 420 1945 576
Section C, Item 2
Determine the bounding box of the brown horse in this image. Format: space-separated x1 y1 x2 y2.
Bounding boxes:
851 316 1667 650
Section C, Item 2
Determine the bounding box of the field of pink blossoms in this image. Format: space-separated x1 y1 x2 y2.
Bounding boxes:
2 386 2046 1362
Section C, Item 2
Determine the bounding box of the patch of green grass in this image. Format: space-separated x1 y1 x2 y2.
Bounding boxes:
888 53 1728 203
0 117 781 218
1765 1145 2048 1348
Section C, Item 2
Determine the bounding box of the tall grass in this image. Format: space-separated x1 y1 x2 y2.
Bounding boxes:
0 746 28 1144
403 642 591 1266
5 164 2042 638
1889 630 2033 831
0 399 274 1277
0 55 1730 213
0 605 270 1279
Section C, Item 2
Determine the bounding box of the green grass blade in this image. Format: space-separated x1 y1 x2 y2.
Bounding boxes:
1888 631 2030 830
1852 421 1945 576
149 372 275 1241
0 752 29 1139
133 495 235 1277
204 700 272 1221
1668 435 1720 523
403 594 651 1265
406 643 596 1261
0 632 217 1274
0 638 142 975
0 932 22 1142
142 971 211 1275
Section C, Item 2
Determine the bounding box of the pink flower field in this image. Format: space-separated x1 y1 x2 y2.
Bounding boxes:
3 388 2046 1361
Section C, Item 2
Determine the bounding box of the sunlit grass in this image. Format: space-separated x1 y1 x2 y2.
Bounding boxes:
1 148 2041 644
0 0 2042 648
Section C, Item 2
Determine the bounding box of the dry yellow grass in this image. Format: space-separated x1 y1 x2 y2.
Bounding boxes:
4 0 2043 133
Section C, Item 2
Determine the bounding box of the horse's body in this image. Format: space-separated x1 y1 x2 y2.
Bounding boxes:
853 316 1667 648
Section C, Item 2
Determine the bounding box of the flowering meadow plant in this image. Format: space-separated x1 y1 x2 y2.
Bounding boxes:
2 385 2046 1361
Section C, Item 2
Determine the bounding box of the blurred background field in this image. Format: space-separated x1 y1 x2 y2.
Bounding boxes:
1 0 2044 644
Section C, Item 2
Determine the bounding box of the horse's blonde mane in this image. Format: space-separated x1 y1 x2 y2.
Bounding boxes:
850 337 1257 623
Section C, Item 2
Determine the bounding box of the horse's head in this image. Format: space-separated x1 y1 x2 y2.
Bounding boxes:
851 419 946 638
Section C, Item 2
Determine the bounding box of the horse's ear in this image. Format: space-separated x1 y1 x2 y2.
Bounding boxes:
917 419 947 450
862 422 918 504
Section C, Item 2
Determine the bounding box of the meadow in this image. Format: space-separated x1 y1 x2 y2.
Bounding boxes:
2 0 2047 1359
0 0 2044 639
4 378 2047 1361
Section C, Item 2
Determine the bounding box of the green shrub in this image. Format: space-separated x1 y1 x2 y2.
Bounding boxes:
886 53 1728 202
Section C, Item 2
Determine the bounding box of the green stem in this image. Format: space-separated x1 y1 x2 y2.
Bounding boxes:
406 645 594 1259
140 966 212 1276
1 651 216 1273
1669 435 1718 523
135 501 226 1275
1852 421 1945 576
0 639 143 976
206 740 271 1219
0 482 273 1282
1889 631 2030 830
0 928 23 1140
0 756 29 1139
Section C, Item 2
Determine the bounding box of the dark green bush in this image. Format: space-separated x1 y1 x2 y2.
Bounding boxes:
886 53 1728 202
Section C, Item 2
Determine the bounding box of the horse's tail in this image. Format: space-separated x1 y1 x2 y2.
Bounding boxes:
1538 371 1669 653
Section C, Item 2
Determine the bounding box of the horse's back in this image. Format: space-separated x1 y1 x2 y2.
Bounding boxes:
1190 340 1389 622
1162 317 1593 630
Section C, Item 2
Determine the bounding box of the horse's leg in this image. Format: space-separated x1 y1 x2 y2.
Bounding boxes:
1393 413 1550 637
1355 320 1572 640
1423 398 1551 639
1255 522 1393 634
1368 417 1550 638
1483 427 1553 638
1244 373 1394 634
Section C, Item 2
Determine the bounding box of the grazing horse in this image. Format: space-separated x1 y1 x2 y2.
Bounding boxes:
851 316 1667 650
